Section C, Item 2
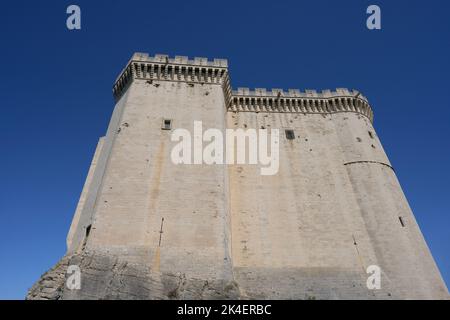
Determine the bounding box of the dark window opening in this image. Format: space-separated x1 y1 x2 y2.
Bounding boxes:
81 225 92 251
162 119 172 130
285 129 295 140
399 216 405 227
85 225 91 238
368 131 374 139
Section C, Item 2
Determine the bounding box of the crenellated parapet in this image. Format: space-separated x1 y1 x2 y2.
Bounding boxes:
230 87 373 122
113 53 231 102
113 53 373 122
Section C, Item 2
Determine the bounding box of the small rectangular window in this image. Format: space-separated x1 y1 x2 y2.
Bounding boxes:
399 216 405 227
285 129 295 140
162 119 172 130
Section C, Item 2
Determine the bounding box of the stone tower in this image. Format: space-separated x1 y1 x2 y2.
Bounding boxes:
27 53 448 300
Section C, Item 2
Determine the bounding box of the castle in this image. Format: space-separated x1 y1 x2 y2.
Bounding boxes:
28 53 449 299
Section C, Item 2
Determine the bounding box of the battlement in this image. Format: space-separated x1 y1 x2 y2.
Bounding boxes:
230 87 373 122
112 53 373 122
113 52 230 102
232 87 368 101
129 52 228 68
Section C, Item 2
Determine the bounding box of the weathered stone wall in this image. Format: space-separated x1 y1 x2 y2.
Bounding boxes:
27 252 240 300
334 113 448 298
69 76 233 282
227 111 448 299
28 53 449 300
66 88 132 253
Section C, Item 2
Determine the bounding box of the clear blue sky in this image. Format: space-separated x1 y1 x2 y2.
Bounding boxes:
0 0 449 299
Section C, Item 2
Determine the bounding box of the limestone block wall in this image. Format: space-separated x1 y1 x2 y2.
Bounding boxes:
226 111 377 298
68 53 234 281
60 53 448 299
226 104 447 298
88 79 232 280
66 136 104 250
67 88 131 253
334 112 448 298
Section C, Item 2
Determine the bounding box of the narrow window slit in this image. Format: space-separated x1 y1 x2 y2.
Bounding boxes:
81 225 91 251
399 216 405 227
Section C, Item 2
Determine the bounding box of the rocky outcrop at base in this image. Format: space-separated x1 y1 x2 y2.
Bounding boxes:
26 252 240 300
